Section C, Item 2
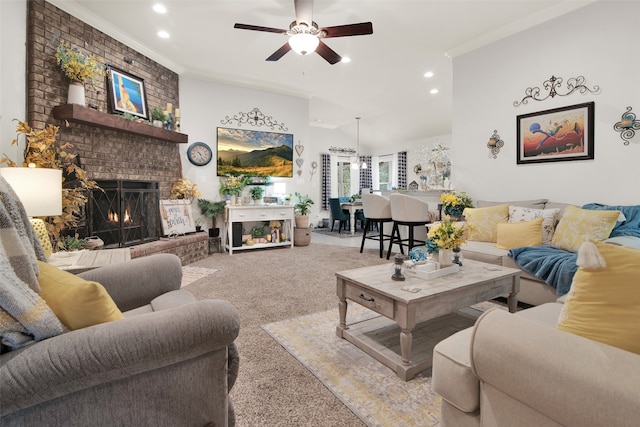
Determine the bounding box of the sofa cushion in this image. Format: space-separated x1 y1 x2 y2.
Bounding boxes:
432 327 479 413
464 204 509 243
495 218 543 249
558 241 640 354
551 205 620 252
508 206 560 245
38 261 123 330
476 199 547 209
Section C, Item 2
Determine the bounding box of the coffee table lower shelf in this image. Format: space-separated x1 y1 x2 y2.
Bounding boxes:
339 310 478 381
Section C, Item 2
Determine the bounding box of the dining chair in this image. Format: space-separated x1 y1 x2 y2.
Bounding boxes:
329 198 350 233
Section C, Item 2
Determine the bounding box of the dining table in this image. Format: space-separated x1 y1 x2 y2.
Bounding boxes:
340 201 363 235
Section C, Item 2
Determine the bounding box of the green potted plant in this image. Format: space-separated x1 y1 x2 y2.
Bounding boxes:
62 234 84 251
197 198 226 237
293 192 314 228
249 186 265 205
150 108 166 127
219 175 249 204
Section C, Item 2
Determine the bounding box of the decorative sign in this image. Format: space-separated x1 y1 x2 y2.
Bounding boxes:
159 199 196 235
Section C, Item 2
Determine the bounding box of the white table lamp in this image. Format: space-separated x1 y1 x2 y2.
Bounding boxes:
0 166 63 257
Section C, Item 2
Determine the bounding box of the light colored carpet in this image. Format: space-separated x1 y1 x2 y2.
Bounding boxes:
313 227 365 238
183 243 507 426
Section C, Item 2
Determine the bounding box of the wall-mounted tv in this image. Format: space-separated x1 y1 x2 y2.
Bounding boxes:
216 127 294 177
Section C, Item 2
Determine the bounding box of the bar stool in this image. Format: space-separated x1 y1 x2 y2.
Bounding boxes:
386 193 431 259
359 193 393 258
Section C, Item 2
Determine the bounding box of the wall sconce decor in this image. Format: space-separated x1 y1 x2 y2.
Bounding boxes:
220 107 288 131
487 130 504 158
613 106 639 145
513 75 600 107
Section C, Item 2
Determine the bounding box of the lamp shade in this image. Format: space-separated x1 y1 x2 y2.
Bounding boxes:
0 167 62 216
289 33 319 55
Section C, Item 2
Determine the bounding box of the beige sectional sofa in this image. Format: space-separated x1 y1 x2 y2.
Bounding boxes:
432 303 640 426
459 198 568 306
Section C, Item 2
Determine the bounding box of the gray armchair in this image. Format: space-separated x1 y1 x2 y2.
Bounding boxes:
0 253 240 427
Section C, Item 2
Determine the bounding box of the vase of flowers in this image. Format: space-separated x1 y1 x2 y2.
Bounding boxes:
219 175 249 205
427 216 469 267
439 191 473 219
54 39 106 106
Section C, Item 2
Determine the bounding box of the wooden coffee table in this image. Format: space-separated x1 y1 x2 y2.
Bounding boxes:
336 259 520 381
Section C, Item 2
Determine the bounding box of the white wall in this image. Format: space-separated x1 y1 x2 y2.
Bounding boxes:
179 76 323 220
451 1 640 206
0 0 27 163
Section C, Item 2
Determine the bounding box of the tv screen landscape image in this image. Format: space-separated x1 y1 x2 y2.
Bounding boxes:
216 127 294 177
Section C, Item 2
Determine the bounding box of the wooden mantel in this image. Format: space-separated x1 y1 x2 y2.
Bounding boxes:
52 104 188 144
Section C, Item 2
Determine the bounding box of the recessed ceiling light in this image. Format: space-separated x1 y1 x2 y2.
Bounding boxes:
157 30 170 39
341 57 351 63
430 88 439 94
153 4 167 14
424 71 434 78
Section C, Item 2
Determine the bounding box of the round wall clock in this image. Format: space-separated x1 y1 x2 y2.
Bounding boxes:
187 142 213 166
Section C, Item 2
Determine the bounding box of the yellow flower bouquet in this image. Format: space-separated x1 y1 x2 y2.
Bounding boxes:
54 40 106 86
427 215 469 250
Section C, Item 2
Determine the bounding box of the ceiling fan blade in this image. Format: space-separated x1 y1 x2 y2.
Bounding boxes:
266 43 292 61
320 22 373 38
234 23 287 34
315 40 341 65
294 0 313 26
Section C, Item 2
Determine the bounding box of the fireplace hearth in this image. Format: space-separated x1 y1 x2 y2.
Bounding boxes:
88 180 160 248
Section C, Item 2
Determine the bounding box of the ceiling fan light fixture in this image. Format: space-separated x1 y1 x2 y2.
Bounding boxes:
289 33 319 55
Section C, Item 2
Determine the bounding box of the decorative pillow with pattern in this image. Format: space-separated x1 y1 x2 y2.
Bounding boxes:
551 205 620 252
509 206 561 245
463 204 509 243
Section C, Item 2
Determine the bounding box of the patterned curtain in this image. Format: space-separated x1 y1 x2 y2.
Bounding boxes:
359 156 373 192
321 153 331 210
397 151 407 189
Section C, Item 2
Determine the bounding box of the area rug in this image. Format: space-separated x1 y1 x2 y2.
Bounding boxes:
180 266 219 287
262 304 492 427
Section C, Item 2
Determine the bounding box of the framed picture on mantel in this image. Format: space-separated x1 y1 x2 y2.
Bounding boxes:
106 66 149 120
516 102 594 164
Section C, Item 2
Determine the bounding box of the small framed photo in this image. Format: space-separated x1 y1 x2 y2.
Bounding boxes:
107 66 149 120
516 102 594 164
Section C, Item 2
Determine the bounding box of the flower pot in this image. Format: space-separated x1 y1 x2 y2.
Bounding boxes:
67 81 85 106
295 215 310 228
209 228 220 238
153 120 164 127
439 248 453 268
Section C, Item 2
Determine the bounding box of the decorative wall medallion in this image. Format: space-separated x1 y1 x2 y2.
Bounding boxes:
295 158 304 167
613 106 639 145
487 130 504 159
513 75 600 107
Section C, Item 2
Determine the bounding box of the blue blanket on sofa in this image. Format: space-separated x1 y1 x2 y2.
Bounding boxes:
582 203 640 238
508 246 578 296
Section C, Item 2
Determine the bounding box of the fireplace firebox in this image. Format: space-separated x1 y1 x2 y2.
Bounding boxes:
88 180 160 248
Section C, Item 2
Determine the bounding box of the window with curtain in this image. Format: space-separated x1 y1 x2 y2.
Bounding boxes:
378 158 391 190
337 161 351 197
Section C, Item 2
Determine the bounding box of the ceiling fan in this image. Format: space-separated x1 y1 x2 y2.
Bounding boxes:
234 0 373 65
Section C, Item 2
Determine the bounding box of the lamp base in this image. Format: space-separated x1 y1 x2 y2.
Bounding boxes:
30 218 53 259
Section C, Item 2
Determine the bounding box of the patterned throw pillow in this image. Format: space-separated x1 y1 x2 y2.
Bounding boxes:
558 241 640 354
463 204 509 243
509 206 561 245
551 205 620 252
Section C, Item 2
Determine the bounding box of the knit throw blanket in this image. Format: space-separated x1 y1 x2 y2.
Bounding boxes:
0 176 66 351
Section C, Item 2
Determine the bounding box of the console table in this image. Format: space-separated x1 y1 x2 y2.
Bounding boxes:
224 205 294 255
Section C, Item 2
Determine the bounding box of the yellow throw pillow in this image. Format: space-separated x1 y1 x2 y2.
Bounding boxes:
558 241 640 354
495 218 543 249
551 205 620 252
464 203 509 242
38 261 123 330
